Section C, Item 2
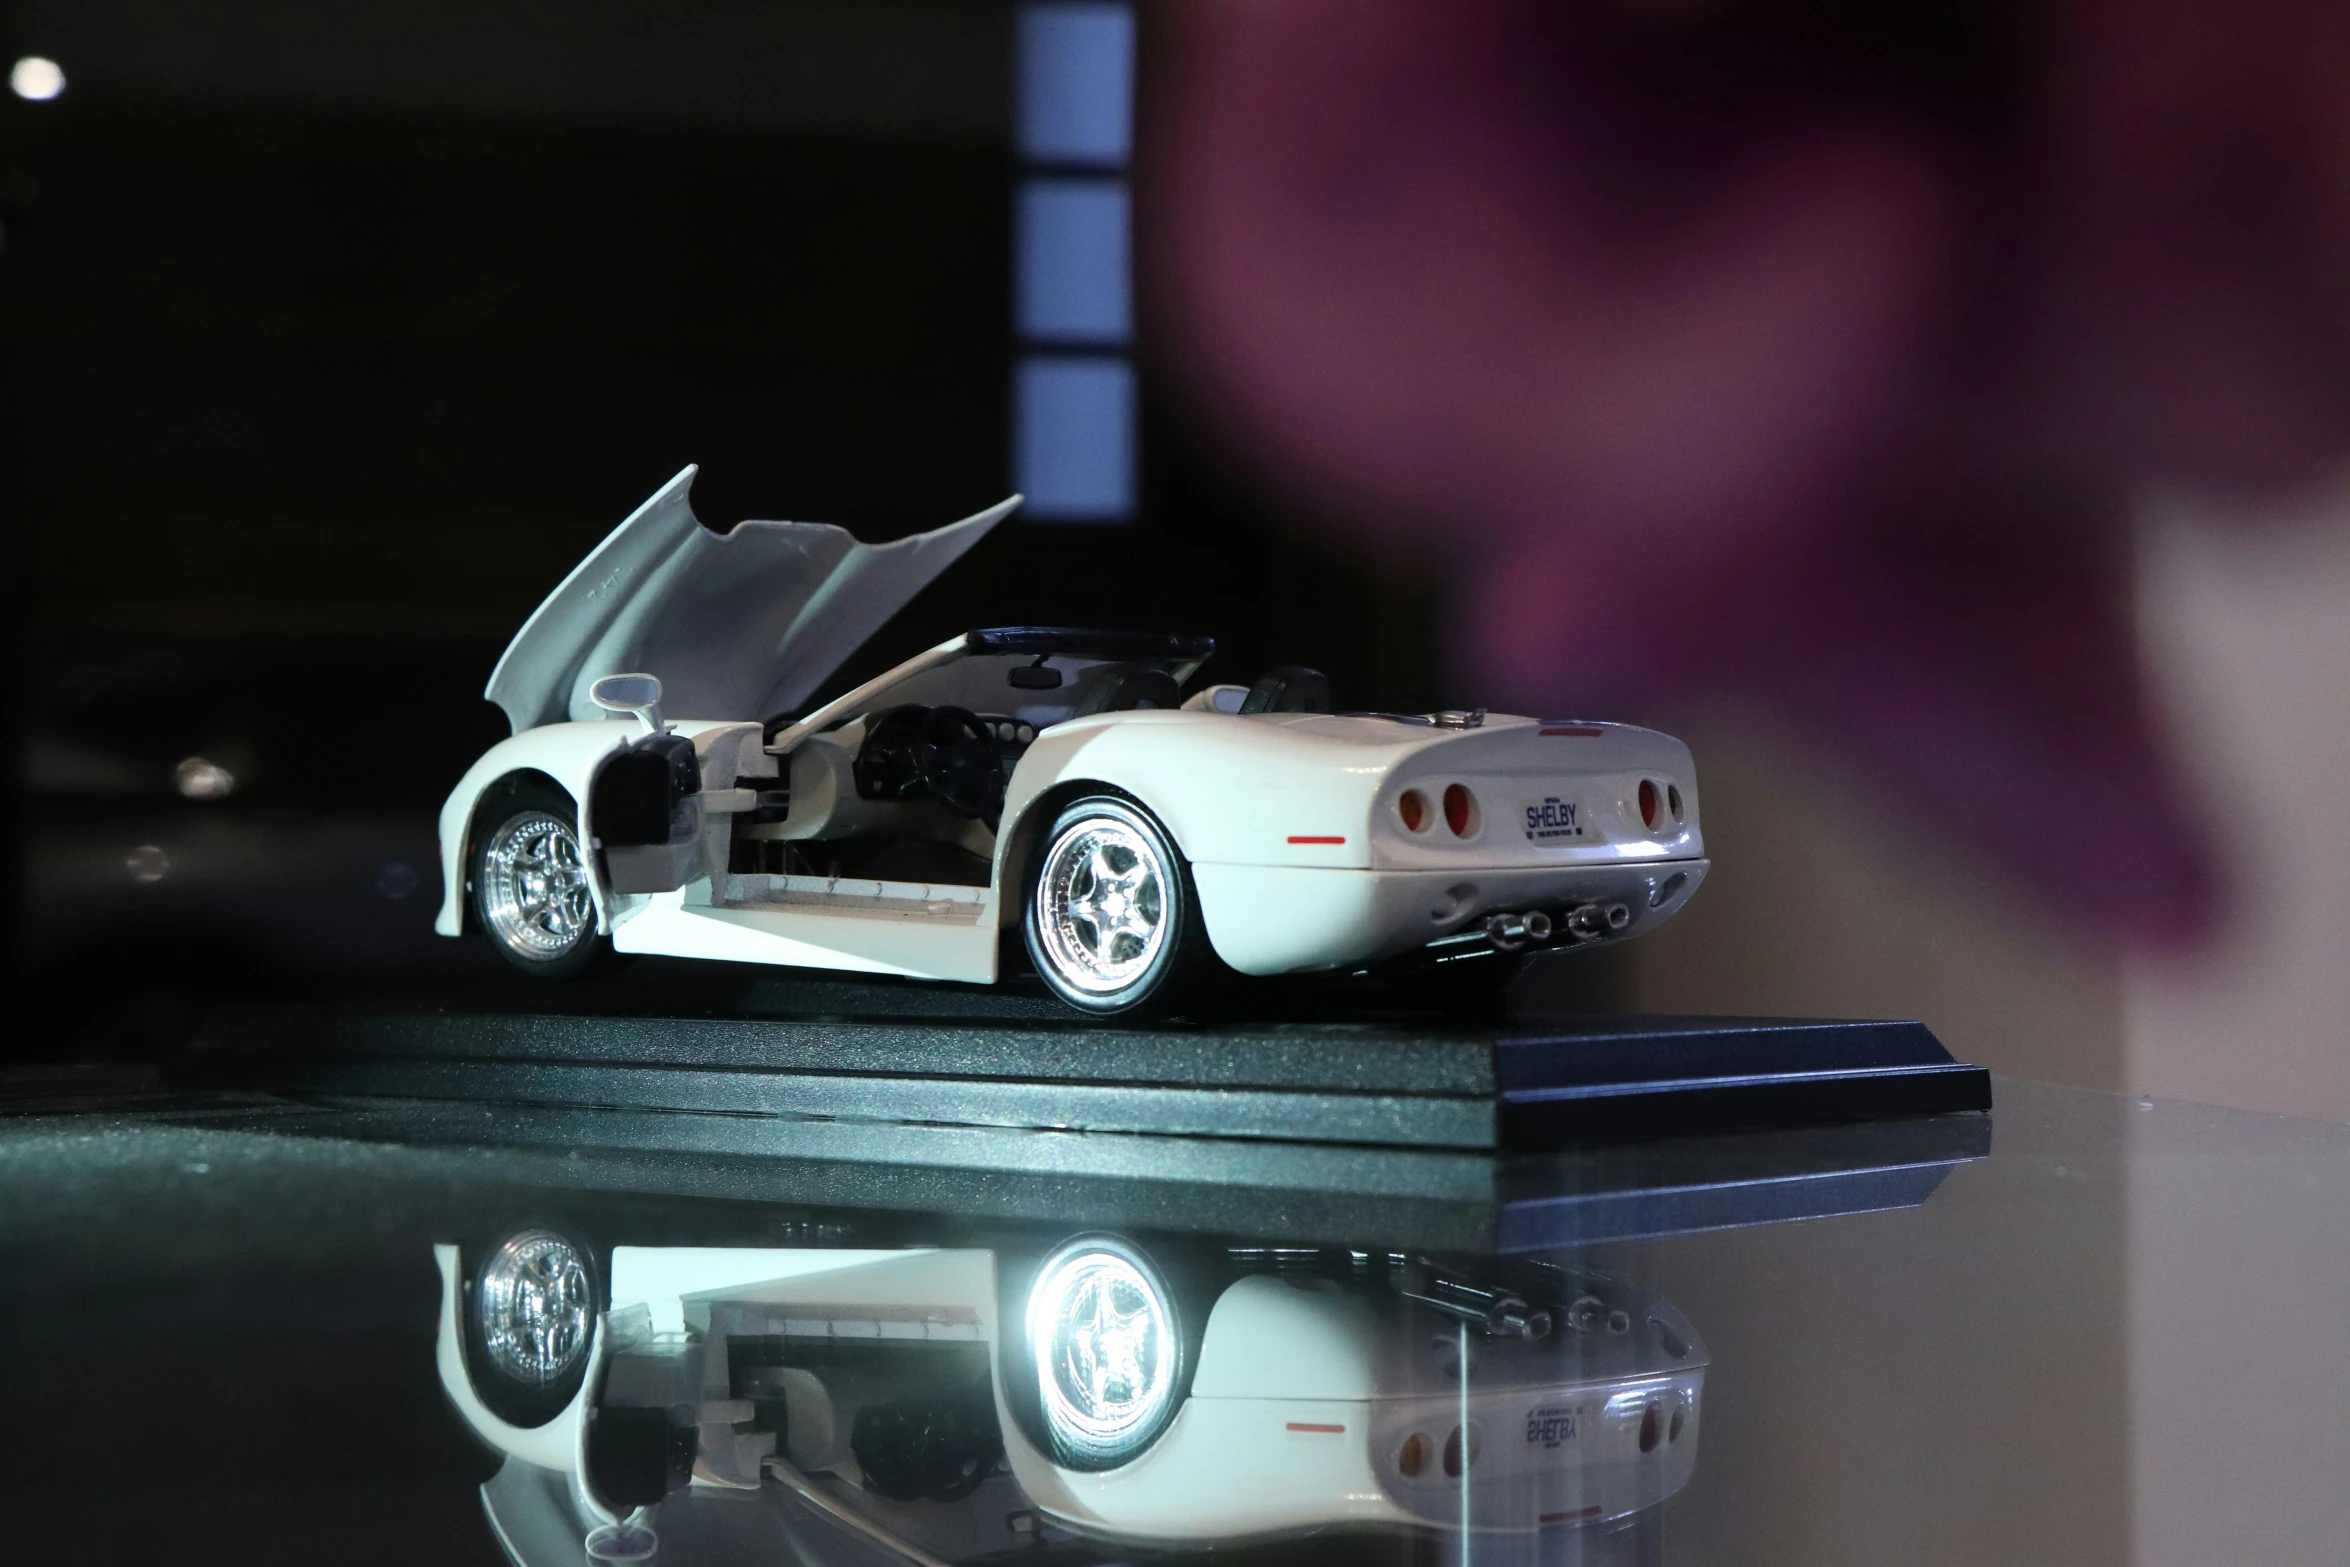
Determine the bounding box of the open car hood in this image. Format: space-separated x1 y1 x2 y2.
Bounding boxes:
485 467 1019 733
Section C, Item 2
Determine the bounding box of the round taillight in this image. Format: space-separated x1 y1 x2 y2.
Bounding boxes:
1441 1422 1481 1478
1637 779 1662 832
1397 1431 1428 1477
1667 783 1684 824
1638 1402 1660 1453
1442 784 1479 837
1398 788 1430 833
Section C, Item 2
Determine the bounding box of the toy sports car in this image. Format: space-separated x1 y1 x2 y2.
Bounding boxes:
434 469 1708 1013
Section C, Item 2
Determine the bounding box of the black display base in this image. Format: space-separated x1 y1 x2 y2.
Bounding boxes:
100 1092 1988 1253
187 1004 1990 1154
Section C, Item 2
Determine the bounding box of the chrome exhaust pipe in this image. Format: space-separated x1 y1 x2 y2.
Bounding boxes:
1422 907 1578 959
1482 909 1558 952
1565 903 1610 940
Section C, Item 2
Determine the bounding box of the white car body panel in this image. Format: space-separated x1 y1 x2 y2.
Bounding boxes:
430 1245 615 1521
1024 1271 1704 1539
609 888 999 982
1003 709 1700 871
997 709 1706 973
437 473 1709 985
437 700 1708 976
440 1244 1707 1551
485 465 1015 734
1192 861 1707 974
432 718 756 938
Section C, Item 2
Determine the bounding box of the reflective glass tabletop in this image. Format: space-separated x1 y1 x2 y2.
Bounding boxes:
3 1074 2343 1565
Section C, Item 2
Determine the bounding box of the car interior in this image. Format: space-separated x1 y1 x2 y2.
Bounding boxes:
724 646 1200 888
582 627 1341 897
702 635 1331 891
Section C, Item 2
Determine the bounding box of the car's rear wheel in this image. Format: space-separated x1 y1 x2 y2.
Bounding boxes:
1024 795 1206 1016
471 781 606 978
997 1234 1206 1471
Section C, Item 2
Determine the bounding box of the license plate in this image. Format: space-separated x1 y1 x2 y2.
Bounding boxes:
1520 795 1590 844
1523 1402 1584 1450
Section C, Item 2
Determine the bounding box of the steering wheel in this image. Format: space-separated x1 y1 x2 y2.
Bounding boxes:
915 705 1005 821
853 704 930 800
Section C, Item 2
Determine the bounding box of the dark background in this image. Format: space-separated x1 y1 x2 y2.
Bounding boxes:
1 0 1456 1050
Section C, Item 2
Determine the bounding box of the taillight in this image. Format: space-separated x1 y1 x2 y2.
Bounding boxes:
1397 1431 1428 1477
1398 788 1431 833
1442 784 1479 837
1667 783 1684 824
1638 779 1662 831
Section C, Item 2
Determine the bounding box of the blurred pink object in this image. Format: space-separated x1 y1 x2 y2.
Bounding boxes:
1149 0 2350 941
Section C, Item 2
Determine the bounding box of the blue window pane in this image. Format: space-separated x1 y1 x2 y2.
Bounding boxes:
1017 3 1134 166
1015 356 1135 520
1017 178 1130 344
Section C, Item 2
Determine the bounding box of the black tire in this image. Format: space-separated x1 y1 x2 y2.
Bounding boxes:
459 1224 607 1428
1021 794 1213 1017
469 779 610 979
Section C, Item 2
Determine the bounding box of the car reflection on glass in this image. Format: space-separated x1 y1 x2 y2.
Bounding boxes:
435 1228 1708 1561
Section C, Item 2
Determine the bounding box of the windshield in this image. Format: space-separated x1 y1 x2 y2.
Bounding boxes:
770 629 1213 748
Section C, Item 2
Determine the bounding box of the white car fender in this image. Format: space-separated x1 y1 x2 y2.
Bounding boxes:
998 711 1706 878
433 723 635 937
1002 1275 1398 1540
997 712 1390 876
432 718 750 937
993 712 1705 973
431 1245 616 1525
1009 1272 1709 1541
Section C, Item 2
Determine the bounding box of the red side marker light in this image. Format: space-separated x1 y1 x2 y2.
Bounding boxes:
1286 1422 1346 1434
1540 725 1606 737
1287 835 1346 845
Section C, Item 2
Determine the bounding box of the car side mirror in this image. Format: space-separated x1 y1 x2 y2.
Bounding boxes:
590 672 668 734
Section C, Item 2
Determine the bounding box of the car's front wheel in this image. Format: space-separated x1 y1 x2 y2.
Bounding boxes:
470 782 605 978
1024 795 1206 1016
461 1224 604 1427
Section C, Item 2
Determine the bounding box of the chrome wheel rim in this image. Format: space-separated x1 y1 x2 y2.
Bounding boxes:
476 1229 594 1385
1034 808 1171 996
480 810 593 960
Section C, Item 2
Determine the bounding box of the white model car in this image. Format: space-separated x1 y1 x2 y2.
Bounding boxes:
436 1230 1706 1561
433 469 1708 1012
